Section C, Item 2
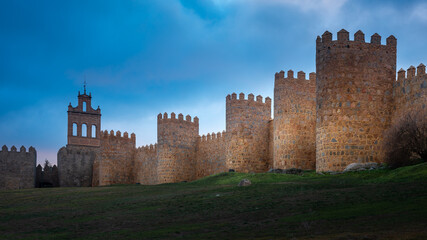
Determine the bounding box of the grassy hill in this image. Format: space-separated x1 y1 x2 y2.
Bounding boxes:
1 163 427 239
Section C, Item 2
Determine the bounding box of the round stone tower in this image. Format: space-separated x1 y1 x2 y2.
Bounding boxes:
273 70 316 170
316 29 397 172
225 92 271 172
157 112 199 183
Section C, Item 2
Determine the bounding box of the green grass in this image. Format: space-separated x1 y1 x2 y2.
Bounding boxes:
1 163 427 239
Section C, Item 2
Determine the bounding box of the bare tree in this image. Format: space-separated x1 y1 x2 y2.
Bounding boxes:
383 109 427 168
44 159 52 170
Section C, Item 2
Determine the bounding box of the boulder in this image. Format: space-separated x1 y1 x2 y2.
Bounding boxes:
343 162 379 172
237 179 251 187
268 168 283 173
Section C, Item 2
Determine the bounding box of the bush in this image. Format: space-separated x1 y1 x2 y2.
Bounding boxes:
383 109 427 168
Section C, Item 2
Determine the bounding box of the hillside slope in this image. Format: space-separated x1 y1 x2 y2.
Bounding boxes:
1 163 426 239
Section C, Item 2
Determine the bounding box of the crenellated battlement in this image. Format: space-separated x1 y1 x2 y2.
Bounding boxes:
226 92 271 105
275 70 316 86
199 131 227 142
316 29 396 47
1 145 37 189
393 63 427 123
137 144 157 153
394 64 427 95
157 112 199 125
51 28 424 187
100 130 136 141
396 64 426 81
1 145 36 153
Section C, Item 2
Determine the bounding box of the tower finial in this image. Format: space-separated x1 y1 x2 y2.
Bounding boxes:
84 78 87 94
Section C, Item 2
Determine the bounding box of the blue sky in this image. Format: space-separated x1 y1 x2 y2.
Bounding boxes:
1 0 426 165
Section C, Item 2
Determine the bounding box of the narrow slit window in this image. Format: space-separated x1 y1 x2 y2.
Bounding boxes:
83 102 87 112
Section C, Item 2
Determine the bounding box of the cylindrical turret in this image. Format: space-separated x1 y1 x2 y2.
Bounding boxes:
225 93 271 172
274 70 316 170
157 112 199 183
315 29 396 172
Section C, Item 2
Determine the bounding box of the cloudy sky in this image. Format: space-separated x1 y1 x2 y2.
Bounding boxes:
1 0 426 165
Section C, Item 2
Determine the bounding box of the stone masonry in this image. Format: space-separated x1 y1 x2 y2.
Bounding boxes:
315 30 397 172
52 29 425 187
58 87 101 187
3 29 424 190
226 93 272 173
0 145 36 190
157 113 199 183
274 70 316 170
392 64 427 124
92 130 136 186
196 132 227 179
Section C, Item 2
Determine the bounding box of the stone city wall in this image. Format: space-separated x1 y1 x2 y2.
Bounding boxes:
134 144 158 185
274 70 316 170
157 113 199 183
93 130 136 186
225 93 272 172
392 64 426 123
268 120 274 169
315 29 397 172
58 145 97 187
7 29 425 187
196 131 227 179
0 145 36 190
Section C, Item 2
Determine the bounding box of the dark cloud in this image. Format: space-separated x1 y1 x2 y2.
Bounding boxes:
0 0 426 164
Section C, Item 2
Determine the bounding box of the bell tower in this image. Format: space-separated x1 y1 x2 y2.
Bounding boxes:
67 84 101 147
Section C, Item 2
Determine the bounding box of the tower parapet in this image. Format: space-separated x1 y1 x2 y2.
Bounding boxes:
274 69 316 169
135 144 158 185
157 112 199 183
226 92 271 172
0 145 36 189
393 64 427 123
196 131 227 178
100 130 136 145
316 29 397 172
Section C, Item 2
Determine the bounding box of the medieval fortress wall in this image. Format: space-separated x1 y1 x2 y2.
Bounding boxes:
274 70 316 170
1 29 426 189
0 145 36 189
393 64 427 124
196 131 227 179
157 113 199 183
93 130 136 186
226 93 272 173
135 144 157 185
58 145 97 187
52 29 427 186
315 30 397 172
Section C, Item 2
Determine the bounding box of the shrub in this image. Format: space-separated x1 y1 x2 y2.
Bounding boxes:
383 109 427 168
